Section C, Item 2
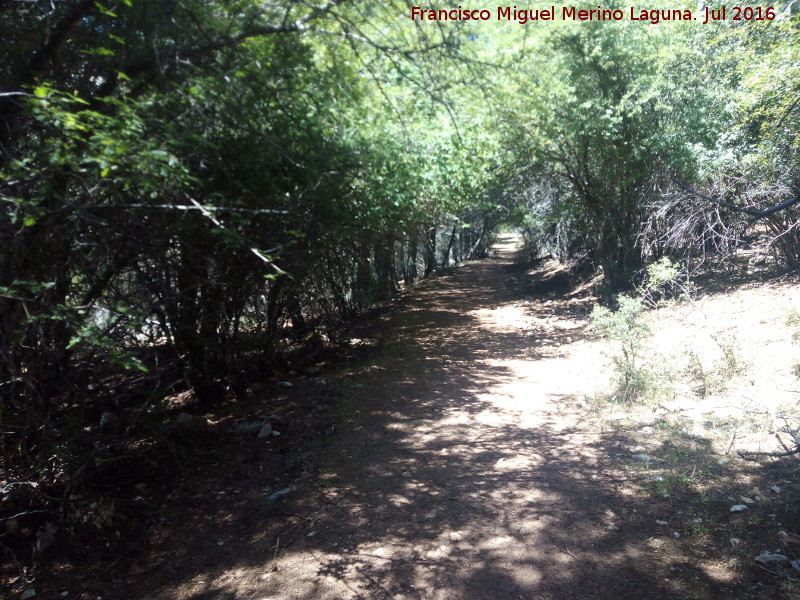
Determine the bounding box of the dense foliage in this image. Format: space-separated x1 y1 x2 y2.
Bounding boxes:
504 3 800 279
0 0 510 544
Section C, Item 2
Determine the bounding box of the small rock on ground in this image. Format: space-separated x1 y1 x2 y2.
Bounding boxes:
229 421 264 434
755 553 790 567
175 412 208 433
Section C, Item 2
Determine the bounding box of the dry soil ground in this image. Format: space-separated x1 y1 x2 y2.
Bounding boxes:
15 234 800 600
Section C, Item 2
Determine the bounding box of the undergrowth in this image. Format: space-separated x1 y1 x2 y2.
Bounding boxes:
590 258 692 403
591 258 746 405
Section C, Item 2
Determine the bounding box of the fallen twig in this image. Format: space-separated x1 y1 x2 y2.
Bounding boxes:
725 429 737 455
775 430 800 459
738 446 800 460
266 485 298 503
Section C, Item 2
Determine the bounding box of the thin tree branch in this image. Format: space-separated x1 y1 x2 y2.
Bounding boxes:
185 196 289 277
672 178 800 222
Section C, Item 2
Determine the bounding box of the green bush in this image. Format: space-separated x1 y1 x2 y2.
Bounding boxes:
637 257 694 308
591 294 651 401
591 258 689 402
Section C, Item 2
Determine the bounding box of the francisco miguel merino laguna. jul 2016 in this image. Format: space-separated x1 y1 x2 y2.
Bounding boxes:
410 5 778 24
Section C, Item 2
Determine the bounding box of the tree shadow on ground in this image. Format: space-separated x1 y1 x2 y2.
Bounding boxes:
99 247 797 600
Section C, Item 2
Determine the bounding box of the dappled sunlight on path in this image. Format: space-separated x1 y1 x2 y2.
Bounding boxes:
154 235 737 600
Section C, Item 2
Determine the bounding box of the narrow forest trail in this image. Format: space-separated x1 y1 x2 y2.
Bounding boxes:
144 235 736 600
229 235 731 600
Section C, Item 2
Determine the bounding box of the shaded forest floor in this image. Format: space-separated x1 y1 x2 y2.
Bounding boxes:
14 235 800 599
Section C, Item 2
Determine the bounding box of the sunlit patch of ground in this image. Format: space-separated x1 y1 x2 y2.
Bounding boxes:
224 236 735 600
84 235 800 600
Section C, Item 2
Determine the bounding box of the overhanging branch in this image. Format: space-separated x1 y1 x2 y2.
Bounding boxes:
672 178 800 223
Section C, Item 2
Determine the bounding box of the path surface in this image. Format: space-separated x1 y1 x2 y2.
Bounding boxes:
149 236 732 600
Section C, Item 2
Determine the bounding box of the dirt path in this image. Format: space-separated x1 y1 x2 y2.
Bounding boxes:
210 235 728 600
123 235 739 600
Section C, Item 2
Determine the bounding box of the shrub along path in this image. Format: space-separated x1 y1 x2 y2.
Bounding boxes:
73 235 765 599
161 234 738 600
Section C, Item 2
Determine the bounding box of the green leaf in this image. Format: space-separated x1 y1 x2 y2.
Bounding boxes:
94 1 117 17
81 47 116 57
